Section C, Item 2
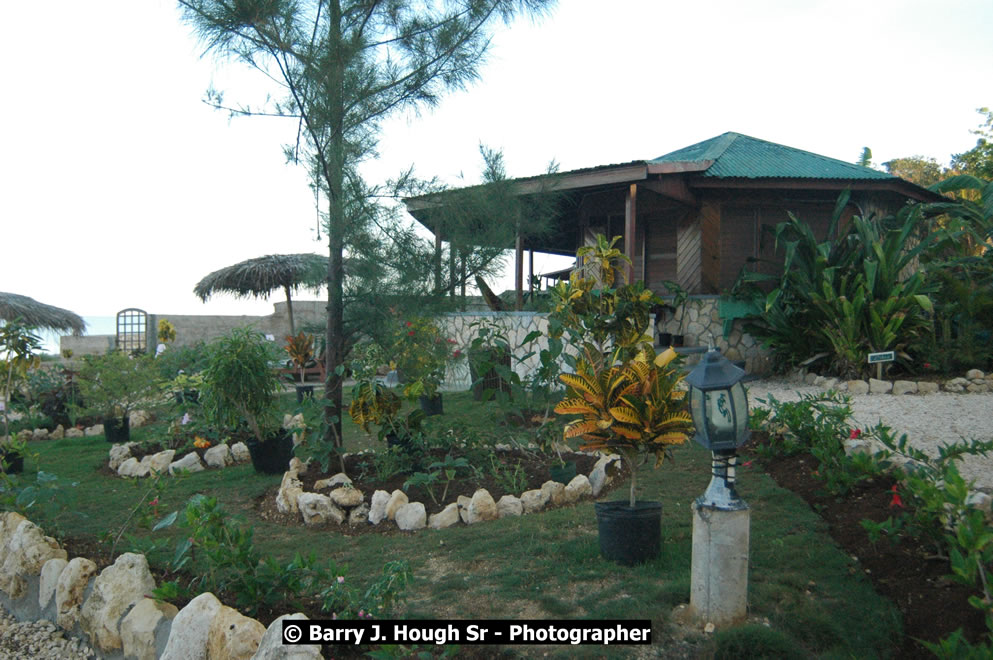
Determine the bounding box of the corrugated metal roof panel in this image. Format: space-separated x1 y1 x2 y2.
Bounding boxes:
650 132 896 180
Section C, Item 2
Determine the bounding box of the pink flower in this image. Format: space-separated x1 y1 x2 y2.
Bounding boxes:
358 610 364 618
849 428 862 439
337 576 344 584
149 497 159 507
181 413 191 426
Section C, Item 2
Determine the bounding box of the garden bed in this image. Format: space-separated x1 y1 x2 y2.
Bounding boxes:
745 431 986 658
256 447 626 533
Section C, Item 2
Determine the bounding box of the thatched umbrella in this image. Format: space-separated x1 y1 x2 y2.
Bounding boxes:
0 292 86 335
194 253 328 335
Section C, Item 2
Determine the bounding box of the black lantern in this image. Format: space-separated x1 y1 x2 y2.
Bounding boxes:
685 349 750 510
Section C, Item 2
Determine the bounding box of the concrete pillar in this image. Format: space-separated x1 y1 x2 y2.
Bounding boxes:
688 503 750 627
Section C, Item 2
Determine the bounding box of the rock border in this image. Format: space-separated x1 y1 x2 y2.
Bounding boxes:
276 451 623 532
795 368 992 395
0 511 322 659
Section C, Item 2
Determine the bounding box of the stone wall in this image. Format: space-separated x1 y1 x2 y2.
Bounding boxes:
60 301 326 357
437 300 773 391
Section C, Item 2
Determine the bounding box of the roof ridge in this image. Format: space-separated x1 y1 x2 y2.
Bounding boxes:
719 132 894 178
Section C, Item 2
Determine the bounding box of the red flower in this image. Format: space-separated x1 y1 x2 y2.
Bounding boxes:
149 497 159 507
405 321 413 327
741 460 753 468
889 484 903 509
408 331 415 336
924 362 932 369
452 350 462 358
447 338 456 344
849 428 862 440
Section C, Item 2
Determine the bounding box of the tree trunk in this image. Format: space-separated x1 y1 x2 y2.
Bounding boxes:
323 0 345 450
284 284 296 336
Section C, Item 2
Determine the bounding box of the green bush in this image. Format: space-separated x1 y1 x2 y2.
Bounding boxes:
713 624 806 660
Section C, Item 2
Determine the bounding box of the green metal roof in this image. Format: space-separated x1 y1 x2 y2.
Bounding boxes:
650 132 897 180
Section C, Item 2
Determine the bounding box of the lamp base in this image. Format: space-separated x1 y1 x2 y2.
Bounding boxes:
688 502 750 627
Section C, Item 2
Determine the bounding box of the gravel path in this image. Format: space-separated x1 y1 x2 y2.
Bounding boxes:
0 605 95 660
746 379 993 491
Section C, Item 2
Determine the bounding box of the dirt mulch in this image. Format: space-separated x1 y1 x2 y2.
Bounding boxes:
745 433 986 658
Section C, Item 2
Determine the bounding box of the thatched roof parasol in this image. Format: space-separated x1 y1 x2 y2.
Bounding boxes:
0 292 86 335
194 253 328 335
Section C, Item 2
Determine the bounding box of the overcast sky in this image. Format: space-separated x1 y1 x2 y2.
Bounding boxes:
2 0 991 339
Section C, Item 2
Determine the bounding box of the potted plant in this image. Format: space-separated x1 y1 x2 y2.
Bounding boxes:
76 350 161 444
164 370 204 405
466 320 513 402
392 317 456 416
556 344 693 564
284 331 316 402
551 235 691 564
661 280 690 347
200 327 290 474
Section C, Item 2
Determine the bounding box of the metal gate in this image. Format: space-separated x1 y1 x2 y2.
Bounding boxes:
116 308 147 354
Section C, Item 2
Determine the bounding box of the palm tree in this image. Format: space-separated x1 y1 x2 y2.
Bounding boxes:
0 292 86 335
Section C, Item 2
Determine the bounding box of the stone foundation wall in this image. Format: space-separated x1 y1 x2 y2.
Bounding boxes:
437 301 773 391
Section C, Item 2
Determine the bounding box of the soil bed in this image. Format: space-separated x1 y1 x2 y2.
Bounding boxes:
744 431 986 658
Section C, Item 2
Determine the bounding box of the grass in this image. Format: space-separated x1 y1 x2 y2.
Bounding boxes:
5 389 903 658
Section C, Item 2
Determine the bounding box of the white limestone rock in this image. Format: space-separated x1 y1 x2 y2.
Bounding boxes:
38 557 68 611
231 441 251 463
65 427 84 438
169 452 205 475
348 503 370 526
32 428 49 441
368 490 391 525
868 378 893 394
143 449 176 475
541 480 566 506
203 444 232 468
589 455 621 497
207 604 266 660
467 489 498 524
917 381 940 394
395 502 427 531
562 474 593 503
253 613 323 660
966 369 985 380
109 443 137 470
160 591 222 660
50 424 65 440
79 553 156 652
85 424 104 437
457 495 472 523
329 486 364 508
118 457 150 478
0 519 67 600
297 493 345 526
385 489 409 521
55 557 97 630
316 473 352 490
276 471 304 515
846 380 869 395
429 503 461 529
520 489 548 514
129 410 151 428
121 597 178 660
496 495 523 518
892 380 918 395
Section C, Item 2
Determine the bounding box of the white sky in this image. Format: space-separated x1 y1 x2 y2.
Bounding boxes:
2 0 991 338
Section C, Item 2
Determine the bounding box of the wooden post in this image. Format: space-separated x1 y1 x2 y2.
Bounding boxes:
434 230 442 294
515 233 524 310
624 183 638 284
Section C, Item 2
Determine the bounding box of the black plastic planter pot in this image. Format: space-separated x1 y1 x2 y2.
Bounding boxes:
0 449 23 474
671 335 685 347
246 431 295 475
418 394 444 416
295 386 315 403
468 349 512 401
103 416 130 444
658 332 673 347
594 500 663 565
549 461 577 485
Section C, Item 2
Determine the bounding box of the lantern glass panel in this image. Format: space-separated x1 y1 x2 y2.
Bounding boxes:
690 386 706 442
730 382 748 437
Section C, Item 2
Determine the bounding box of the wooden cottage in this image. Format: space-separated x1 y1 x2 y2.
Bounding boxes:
405 132 943 302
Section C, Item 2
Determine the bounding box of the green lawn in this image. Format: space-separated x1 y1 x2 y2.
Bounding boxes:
7 390 902 658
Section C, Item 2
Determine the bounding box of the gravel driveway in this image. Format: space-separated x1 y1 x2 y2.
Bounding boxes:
745 379 993 491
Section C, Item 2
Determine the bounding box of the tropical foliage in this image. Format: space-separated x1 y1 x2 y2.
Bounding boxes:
75 351 162 421
555 345 692 506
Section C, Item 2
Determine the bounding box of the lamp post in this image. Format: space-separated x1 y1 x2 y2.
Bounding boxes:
684 348 751 628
